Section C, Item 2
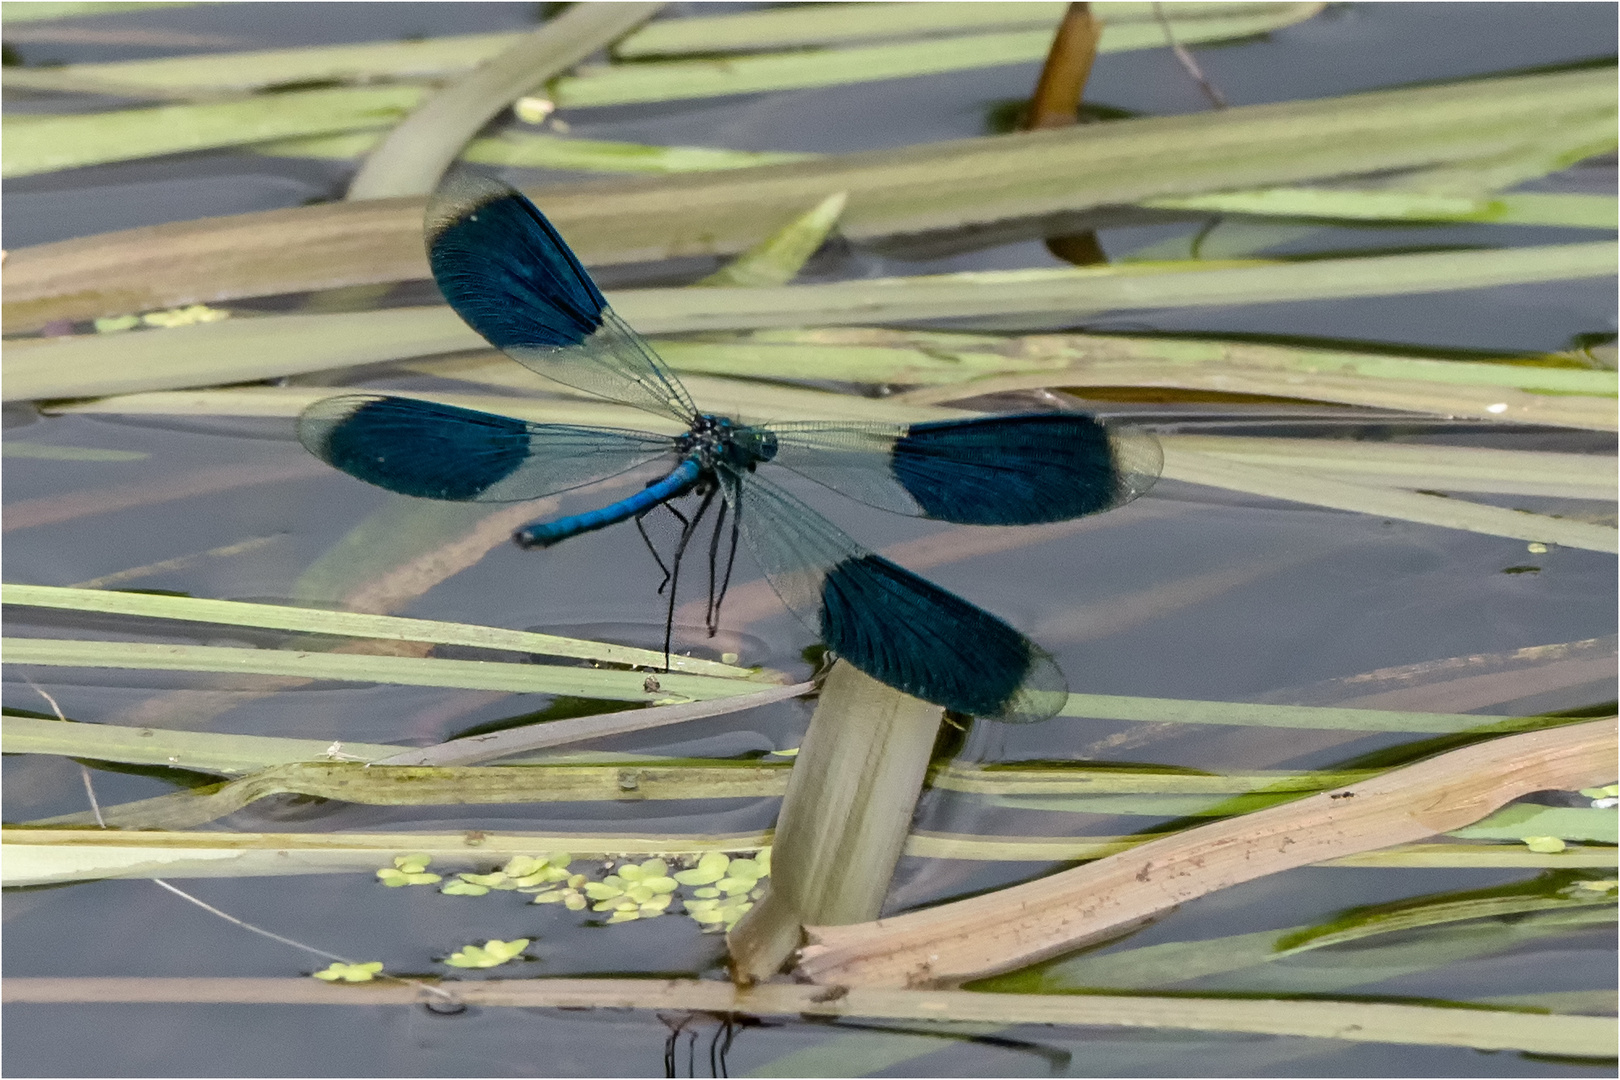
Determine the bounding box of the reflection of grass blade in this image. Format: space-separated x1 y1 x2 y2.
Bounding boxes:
2 639 758 703
9 67 1612 331
995 905 1613 993
1 584 751 677
1273 874 1618 954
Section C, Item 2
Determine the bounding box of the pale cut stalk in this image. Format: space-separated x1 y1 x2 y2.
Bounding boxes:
2 639 759 703
0 977 1610 1056
7 67 1611 331
0 584 750 678
795 718 1618 987
9 242 1615 402
345 3 661 200
729 662 944 981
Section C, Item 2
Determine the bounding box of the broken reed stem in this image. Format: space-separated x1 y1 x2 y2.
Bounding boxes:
728 661 944 981
796 716 1618 988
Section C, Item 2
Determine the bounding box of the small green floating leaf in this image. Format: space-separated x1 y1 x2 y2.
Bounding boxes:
1525 836 1569 854
312 961 383 983
443 939 530 969
375 867 441 887
440 880 491 897
674 851 730 886
395 853 433 874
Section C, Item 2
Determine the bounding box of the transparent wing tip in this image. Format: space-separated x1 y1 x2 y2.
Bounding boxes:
425 170 516 244
1107 422 1165 506
986 646 1068 724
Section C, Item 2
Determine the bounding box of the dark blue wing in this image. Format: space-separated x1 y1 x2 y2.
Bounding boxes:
298 395 676 502
763 413 1161 525
719 467 1067 723
426 172 697 423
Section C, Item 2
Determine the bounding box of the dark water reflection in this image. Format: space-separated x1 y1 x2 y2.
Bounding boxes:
4 2 1616 1076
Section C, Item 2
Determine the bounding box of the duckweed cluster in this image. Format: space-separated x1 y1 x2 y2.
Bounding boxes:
374 848 772 932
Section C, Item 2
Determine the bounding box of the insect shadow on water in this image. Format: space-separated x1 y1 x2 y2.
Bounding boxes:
296 172 1163 724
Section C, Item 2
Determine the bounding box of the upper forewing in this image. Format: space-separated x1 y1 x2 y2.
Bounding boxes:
426 173 696 423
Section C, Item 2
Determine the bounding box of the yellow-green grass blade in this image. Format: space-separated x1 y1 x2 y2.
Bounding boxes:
4 828 1608 889
1 4 1316 99
1160 446 1618 553
10 243 1614 402
1057 694 1598 733
0 31 527 96
0 584 753 678
2 639 758 703
552 5 1324 108
2 714 398 775
613 2 1294 56
8 67 1612 331
254 128 814 172
1162 437 1616 500
0 1 201 22
1 86 427 179
0 827 775 887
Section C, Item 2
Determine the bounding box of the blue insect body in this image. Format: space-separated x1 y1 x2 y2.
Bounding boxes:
299 174 1162 723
